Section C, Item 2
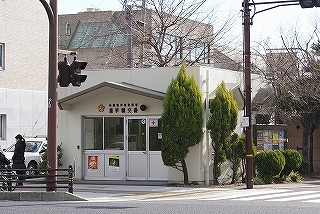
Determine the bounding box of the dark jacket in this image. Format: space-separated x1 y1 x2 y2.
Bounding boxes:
12 139 26 164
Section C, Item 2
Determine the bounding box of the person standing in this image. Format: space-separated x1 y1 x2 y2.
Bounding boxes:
12 134 26 186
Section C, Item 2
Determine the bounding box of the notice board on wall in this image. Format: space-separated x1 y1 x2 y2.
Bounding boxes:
253 124 288 151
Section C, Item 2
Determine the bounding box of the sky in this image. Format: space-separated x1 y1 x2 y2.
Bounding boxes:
58 0 123 14
58 0 320 50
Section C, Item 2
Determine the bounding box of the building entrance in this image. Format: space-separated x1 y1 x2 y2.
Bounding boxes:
83 116 168 180
127 117 148 179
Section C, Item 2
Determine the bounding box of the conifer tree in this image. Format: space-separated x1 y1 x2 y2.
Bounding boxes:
207 81 238 185
161 64 203 185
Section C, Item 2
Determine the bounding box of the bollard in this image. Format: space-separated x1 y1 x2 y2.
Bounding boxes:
6 165 12 191
68 164 74 194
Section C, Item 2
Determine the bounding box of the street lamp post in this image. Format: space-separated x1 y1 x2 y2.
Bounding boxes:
242 0 253 189
39 0 58 191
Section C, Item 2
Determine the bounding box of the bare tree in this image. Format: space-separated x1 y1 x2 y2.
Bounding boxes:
128 0 236 67
256 27 320 174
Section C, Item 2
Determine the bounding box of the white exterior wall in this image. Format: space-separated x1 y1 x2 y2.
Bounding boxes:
0 88 47 149
0 0 49 90
0 1 49 147
58 66 266 183
59 90 164 177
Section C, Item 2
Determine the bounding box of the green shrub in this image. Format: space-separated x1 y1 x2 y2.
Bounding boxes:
253 177 265 185
281 149 302 177
272 175 283 183
287 171 302 182
38 143 63 169
254 150 285 183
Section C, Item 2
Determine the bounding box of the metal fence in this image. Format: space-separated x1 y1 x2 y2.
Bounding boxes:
0 165 74 193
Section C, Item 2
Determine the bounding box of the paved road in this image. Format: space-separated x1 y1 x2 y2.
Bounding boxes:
0 180 320 214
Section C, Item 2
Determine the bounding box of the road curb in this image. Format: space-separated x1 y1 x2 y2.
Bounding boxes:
0 191 87 201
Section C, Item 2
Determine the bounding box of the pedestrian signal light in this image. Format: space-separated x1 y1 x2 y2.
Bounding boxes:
70 60 88 87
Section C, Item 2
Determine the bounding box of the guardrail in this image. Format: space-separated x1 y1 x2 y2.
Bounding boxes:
0 165 74 193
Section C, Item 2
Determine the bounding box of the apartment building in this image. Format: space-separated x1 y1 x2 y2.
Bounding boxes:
0 1 49 148
58 8 239 70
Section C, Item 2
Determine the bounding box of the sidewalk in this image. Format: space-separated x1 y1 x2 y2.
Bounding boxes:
73 177 320 190
0 179 319 201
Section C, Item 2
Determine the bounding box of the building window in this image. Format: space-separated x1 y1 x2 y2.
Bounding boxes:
157 33 181 59
0 43 4 70
65 23 71 36
0 114 6 140
104 117 124 150
83 117 124 150
149 118 162 151
186 39 209 64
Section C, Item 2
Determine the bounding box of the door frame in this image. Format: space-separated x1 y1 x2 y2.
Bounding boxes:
126 116 148 180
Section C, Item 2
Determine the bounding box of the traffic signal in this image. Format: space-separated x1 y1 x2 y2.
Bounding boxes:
70 60 87 86
58 58 71 87
299 0 320 8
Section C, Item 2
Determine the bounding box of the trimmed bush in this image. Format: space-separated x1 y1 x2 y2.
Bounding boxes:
254 150 285 183
281 149 302 177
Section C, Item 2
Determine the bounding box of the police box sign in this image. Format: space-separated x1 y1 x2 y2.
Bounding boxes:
108 103 139 114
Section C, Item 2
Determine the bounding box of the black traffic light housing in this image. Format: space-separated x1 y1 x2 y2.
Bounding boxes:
299 0 320 8
70 60 87 87
58 56 71 87
58 56 87 87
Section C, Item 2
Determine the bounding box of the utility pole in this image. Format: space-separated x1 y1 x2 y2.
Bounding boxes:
39 0 58 191
242 0 313 189
242 0 253 189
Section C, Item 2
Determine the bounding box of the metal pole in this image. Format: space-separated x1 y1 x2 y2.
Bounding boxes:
6 165 12 191
68 165 74 194
243 0 253 189
205 70 210 185
140 0 146 67
47 0 58 191
126 3 133 68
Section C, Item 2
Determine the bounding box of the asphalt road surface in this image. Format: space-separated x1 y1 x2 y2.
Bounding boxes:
1 183 320 214
0 196 319 214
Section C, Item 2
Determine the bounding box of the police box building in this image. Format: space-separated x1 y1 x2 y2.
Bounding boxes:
57 66 262 183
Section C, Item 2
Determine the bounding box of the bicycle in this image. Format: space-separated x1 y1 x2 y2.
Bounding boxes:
0 165 17 191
